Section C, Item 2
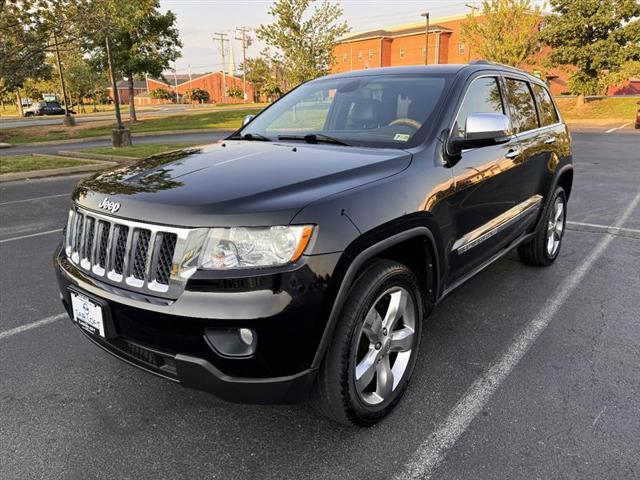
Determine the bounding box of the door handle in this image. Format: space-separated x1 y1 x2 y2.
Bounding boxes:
505 149 521 159
543 136 556 144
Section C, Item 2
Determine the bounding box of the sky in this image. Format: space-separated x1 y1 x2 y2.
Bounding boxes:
159 0 547 74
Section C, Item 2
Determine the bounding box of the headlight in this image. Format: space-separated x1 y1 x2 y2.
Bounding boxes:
199 225 314 270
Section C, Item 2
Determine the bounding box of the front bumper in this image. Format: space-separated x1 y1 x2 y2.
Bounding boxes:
54 245 341 404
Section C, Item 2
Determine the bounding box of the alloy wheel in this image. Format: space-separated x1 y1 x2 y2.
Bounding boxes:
546 196 565 257
353 286 417 406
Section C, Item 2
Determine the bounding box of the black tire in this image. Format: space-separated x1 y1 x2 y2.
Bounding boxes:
518 187 567 266
311 258 423 426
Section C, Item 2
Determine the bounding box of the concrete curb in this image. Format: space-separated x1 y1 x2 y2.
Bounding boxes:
0 155 116 183
58 150 139 163
5 128 235 147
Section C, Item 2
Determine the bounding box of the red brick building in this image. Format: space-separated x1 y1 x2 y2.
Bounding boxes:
332 13 572 94
109 72 256 105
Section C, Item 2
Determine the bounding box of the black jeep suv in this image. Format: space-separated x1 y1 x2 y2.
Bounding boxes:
54 63 573 426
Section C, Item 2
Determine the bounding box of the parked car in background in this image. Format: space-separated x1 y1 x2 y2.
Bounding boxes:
23 101 74 117
54 62 573 426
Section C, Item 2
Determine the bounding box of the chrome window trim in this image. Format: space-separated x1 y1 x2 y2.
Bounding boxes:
453 194 543 254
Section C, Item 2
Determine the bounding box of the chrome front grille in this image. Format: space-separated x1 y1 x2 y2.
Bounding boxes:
65 206 203 298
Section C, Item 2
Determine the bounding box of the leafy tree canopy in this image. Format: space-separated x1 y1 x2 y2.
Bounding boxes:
461 0 542 67
541 0 640 95
256 0 349 89
185 88 209 103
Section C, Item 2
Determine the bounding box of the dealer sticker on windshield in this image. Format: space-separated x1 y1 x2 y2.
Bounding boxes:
394 133 410 142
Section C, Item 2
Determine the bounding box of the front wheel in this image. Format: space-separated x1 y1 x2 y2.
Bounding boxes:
518 187 567 266
311 259 423 426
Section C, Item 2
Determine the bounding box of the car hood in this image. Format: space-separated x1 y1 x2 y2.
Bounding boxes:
73 140 412 227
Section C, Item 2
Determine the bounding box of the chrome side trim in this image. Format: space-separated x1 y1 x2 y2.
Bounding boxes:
453 194 543 254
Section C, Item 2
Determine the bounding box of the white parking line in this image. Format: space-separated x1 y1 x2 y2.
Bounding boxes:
397 190 640 480
0 313 66 341
566 220 640 235
605 123 630 133
0 193 68 206
0 228 62 244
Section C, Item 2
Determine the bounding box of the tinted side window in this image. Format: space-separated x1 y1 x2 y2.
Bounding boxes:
532 84 559 126
505 79 539 133
452 77 504 138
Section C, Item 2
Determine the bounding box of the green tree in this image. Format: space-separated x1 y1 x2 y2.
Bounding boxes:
256 0 349 90
461 0 542 67
0 0 53 115
227 84 244 100
82 0 181 122
185 88 209 103
541 0 640 96
149 87 172 100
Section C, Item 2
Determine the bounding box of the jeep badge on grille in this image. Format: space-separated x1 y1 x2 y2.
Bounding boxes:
98 197 121 214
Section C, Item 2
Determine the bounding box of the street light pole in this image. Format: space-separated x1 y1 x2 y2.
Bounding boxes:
465 3 477 62
421 12 430 66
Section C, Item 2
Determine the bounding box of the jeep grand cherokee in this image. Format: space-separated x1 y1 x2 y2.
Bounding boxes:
54 63 573 426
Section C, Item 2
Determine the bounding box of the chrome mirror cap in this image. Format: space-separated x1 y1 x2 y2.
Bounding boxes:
465 112 512 141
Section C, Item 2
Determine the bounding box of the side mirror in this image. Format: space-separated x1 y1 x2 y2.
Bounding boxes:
448 112 511 157
242 114 255 126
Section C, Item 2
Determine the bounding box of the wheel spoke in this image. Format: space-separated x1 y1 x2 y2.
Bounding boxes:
362 308 382 343
355 348 378 392
554 202 564 222
547 234 555 254
555 221 564 236
389 327 414 352
375 355 394 400
383 290 407 330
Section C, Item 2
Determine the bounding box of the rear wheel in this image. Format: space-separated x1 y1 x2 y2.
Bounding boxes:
518 187 567 266
311 258 423 426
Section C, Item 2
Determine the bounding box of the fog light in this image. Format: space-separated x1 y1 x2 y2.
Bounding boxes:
204 328 257 358
239 328 254 345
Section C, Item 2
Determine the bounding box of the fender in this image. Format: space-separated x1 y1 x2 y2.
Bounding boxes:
533 163 574 233
310 226 440 369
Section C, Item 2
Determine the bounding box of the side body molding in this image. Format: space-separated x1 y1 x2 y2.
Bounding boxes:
311 226 439 369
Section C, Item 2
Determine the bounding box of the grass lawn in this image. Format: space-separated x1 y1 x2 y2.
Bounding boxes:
0 107 261 144
79 143 200 158
555 96 638 121
0 154 94 174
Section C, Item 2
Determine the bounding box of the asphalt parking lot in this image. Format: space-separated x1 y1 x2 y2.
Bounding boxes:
1 128 639 480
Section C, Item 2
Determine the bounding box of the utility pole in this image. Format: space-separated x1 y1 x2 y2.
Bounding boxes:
173 62 178 103
52 29 75 126
465 3 478 62
213 32 229 103
421 12 430 66
235 27 251 103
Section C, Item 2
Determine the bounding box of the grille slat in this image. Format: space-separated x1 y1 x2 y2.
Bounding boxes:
65 208 179 295
131 229 151 280
154 233 177 286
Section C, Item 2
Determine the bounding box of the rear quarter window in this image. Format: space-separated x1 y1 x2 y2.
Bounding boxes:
532 84 559 126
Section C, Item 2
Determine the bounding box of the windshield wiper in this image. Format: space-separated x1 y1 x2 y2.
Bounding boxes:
228 132 271 141
277 133 351 146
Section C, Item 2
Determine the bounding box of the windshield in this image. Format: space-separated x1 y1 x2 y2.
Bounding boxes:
239 74 450 148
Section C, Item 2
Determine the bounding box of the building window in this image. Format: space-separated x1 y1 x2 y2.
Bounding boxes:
343 53 347 63
358 50 363 61
421 47 426 57
399 48 405 59
368 49 374 60
458 43 465 55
